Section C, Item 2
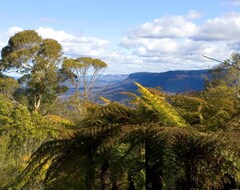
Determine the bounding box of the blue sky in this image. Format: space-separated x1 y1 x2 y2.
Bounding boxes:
1 0 240 74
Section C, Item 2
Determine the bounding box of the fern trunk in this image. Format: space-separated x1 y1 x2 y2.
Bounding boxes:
86 150 95 190
101 161 111 190
184 160 197 190
112 181 121 190
128 172 136 190
145 141 163 190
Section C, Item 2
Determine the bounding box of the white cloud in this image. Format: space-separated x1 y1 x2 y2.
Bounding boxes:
195 13 240 41
121 38 177 53
119 12 240 73
36 27 74 42
1 27 125 73
35 27 137 74
6 27 23 37
0 41 5 50
36 27 109 57
0 27 24 50
126 15 197 40
2 10 240 75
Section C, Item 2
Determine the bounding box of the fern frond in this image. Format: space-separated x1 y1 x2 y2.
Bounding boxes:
99 96 111 104
135 82 189 127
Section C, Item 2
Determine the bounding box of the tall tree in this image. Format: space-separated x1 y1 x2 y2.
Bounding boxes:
61 57 107 117
63 57 107 99
0 30 68 112
205 53 240 95
202 53 240 130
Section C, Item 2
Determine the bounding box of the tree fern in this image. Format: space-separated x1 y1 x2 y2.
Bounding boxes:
135 82 188 127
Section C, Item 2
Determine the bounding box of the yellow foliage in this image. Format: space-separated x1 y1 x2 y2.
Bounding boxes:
21 155 31 163
135 82 189 127
46 114 74 126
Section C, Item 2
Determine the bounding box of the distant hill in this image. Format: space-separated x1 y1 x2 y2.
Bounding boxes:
63 74 128 97
64 70 208 102
99 70 208 102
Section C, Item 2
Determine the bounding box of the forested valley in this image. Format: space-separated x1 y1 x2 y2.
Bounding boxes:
0 30 240 190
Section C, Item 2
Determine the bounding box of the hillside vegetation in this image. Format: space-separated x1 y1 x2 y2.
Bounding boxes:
0 30 240 190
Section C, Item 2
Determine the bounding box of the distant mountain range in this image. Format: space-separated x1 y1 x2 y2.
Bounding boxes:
99 69 208 102
65 69 209 102
63 74 128 96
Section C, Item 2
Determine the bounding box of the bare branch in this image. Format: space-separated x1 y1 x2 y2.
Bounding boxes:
9 94 28 110
202 55 225 64
203 55 240 71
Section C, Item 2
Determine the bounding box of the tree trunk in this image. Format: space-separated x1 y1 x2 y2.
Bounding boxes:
86 150 95 190
145 142 163 190
34 94 41 112
101 161 111 190
112 181 121 190
185 160 197 190
128 172 136 190
222 173 237 190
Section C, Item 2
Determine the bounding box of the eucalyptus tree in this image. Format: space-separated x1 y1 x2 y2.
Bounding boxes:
204 53 240 99
0 75 19 100
0 30 68 112
61 57 107 118
63 57 107 99
201 53 240 131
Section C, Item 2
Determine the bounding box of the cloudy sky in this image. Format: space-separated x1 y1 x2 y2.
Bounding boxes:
1 0 240 74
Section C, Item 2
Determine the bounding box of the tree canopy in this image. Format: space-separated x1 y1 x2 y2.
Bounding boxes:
0 30 68 112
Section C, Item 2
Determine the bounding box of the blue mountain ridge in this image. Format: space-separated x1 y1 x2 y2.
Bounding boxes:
64 69 208 102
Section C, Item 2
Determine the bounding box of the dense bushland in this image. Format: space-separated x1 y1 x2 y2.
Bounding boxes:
0 30 240 190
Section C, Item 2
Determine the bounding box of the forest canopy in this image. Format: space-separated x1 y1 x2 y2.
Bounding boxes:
0 30 240 190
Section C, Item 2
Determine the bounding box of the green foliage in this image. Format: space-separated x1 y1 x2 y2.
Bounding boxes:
202 82 239 131
9 81 240 190
1 30 42 72
1 49 240 189
169 94 206 125
135 82 189 127
62 57 108 117
0 95 70 188
62 57 107 96
170 85 239 131
0 30 68 112
0 75 19 98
